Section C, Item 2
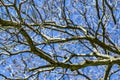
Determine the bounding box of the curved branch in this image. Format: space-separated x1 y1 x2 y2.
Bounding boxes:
104 65 112 80
0 18 56 64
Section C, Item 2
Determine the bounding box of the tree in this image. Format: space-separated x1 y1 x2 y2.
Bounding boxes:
0 0 120 80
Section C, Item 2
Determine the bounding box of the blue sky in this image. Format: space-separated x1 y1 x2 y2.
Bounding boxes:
0 0 120 80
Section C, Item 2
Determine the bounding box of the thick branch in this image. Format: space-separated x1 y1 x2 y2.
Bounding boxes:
56 58 120 71
42 36 120 55
104 65 112 80
0 19 56 64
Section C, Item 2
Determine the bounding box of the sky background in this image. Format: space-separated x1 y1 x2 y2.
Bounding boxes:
0 0 120 80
